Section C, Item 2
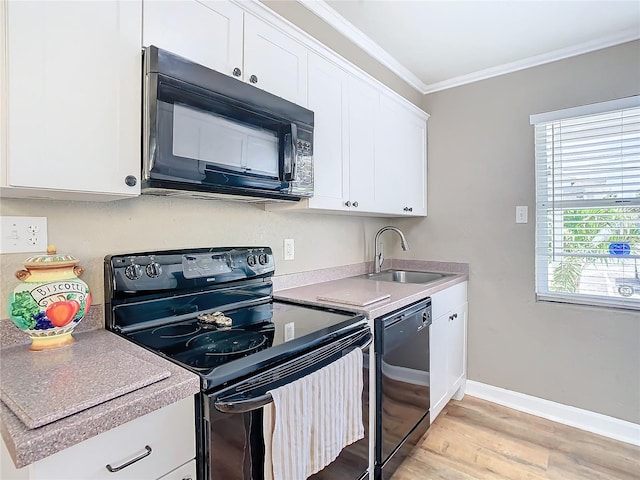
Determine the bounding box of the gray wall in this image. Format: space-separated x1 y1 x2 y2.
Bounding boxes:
395 40 640 423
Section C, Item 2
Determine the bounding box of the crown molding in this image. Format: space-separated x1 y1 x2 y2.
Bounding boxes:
424 28 640 94
298 1 640 95
297 0 427 93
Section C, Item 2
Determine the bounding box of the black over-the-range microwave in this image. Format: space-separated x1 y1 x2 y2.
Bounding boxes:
142 45 314 202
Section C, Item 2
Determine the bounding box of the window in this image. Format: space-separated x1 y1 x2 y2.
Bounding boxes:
531 96 640 310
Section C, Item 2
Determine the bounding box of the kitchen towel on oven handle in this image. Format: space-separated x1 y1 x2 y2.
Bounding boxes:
263 347 364 480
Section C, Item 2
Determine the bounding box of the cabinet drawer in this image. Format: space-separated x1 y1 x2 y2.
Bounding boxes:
158 459 197 480
24 397 195 479
431 282 467 319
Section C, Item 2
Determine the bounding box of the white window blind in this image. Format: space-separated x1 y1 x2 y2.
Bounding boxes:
531 96 640 310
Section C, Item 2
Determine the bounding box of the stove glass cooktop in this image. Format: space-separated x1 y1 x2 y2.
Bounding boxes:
125 301 363 373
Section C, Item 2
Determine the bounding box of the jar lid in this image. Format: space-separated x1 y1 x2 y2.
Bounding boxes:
22 245 79 268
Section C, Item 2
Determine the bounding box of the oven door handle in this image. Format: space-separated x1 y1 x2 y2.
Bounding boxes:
214 335 372 414
214 392 274 414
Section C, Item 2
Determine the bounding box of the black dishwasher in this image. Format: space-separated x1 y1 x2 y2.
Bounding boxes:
374 299 432 480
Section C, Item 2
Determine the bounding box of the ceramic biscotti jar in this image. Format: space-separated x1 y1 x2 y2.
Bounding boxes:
8 246 92 351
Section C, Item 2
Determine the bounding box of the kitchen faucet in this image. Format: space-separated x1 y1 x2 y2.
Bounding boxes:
374 226 410 274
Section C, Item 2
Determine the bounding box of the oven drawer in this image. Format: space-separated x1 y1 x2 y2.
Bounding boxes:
15 397 195 479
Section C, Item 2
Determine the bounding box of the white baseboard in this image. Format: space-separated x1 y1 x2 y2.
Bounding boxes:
465 380 640 447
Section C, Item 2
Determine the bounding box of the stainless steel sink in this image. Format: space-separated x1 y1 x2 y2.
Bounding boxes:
362 269 453 284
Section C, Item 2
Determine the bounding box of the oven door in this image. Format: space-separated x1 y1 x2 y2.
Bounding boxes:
198 332 371 480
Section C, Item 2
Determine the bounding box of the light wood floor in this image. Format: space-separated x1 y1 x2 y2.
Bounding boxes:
392 396 640 480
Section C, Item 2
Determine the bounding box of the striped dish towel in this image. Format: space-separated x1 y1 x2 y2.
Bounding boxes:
263 347 364 480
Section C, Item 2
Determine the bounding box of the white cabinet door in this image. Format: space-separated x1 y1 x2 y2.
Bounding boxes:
449 302 468 397
401 110 427 216
307 53 349 211
143 0 243 77
429 311 449 421
347 76 378 213
4 0 141 199
375 95 427 215
430 282 468 423
243 14 308 106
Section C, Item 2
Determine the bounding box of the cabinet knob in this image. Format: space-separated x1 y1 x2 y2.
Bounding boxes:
403 206 413 212
449 313 458 321
344 201 351 207
233 67 242 77
125 175 137 187
353 201 358 207
249 74 258 84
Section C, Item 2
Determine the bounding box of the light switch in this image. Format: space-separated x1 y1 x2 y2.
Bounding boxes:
516 206 528 224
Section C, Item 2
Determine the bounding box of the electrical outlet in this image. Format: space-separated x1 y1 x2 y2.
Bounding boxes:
515 206 528 224
0 216 48 253
284 322 295 341
284 238 295 260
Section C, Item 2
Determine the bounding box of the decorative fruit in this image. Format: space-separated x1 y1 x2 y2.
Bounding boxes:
46 300 81 328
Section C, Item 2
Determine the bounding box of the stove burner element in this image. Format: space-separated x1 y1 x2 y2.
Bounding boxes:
197 311 233 329
151 324 202 338
186 330 270 357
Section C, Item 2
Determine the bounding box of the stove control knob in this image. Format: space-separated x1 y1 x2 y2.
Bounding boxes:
247 255 257 267
258 253 268 265
124 264 143 280
146 262 162 278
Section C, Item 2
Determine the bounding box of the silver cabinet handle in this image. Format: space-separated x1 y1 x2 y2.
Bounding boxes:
249 74 258 83
353 201 358 207
233 67 241 77
105 445 152 472
345 201 351 207
403 206 413 212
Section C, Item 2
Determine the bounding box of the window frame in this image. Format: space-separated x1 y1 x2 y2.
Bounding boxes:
530 96 640 311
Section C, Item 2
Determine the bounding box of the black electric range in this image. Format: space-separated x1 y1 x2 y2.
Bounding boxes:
104 247 371 480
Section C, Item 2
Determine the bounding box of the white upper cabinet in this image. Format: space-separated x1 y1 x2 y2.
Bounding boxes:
306 53 350 211
345 76 378 212
303 54 379 214
143 0 308 106
1 0 142 200
376 95 427 216
243 14 308 106
142 0 243 76
269 51 427 217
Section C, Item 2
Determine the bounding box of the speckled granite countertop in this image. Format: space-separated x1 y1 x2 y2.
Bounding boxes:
274 259 468 319
1 329 200 468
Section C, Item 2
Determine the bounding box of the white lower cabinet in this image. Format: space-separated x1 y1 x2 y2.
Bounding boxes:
157 460 197 480
1 397 195 480
430 282 468 422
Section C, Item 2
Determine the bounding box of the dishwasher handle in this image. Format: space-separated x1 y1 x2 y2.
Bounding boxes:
381 299 431 329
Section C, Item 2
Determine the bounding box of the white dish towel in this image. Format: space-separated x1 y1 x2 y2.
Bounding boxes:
263 347 364 480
